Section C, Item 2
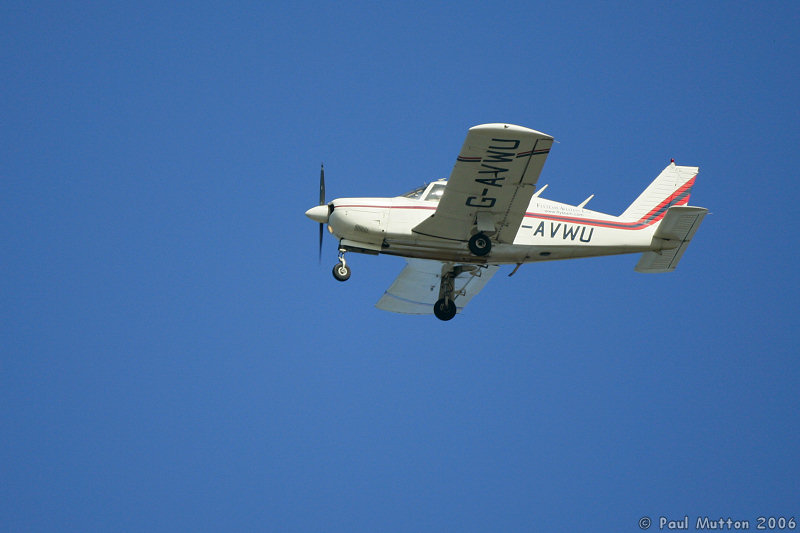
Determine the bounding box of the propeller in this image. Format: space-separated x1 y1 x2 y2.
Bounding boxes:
305 164 333 261
318 164 325 261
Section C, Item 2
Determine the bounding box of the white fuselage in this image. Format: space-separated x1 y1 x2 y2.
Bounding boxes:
327 186 658 265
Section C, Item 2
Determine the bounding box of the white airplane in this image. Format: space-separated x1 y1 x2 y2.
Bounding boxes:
306 123 707 321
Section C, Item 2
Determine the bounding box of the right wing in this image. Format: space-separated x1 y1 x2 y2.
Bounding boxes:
376 259 499 315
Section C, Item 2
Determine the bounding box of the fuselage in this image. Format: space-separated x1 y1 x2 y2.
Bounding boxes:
323 181 659 265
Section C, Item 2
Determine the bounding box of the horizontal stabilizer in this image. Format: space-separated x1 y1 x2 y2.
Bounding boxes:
635 206 707 273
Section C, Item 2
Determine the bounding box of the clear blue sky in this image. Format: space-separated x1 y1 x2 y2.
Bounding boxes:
3 2 799 531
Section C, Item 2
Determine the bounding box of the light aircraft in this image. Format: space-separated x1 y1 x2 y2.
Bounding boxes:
306 123 707 321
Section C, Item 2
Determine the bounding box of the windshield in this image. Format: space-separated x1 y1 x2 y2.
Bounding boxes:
401 184 428 200
400 180 447 201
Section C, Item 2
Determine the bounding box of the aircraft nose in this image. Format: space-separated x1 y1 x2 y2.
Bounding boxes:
305 204 330 223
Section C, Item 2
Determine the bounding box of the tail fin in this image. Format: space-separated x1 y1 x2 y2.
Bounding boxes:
620 163 698 222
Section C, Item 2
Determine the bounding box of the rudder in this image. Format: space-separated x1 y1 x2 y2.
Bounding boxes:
620 163 698 222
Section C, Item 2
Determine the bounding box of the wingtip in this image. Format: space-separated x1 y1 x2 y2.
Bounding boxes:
469 123 553 140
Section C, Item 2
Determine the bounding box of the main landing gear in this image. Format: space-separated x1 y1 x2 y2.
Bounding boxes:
433 265 474 321
468 232 492 256
332 248 351 282
432 234 490 318
433 297 457 321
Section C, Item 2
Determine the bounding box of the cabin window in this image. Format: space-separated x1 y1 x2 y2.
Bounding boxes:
425 183 446 201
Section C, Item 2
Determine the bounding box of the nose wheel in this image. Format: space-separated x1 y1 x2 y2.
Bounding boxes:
333 262 351 281
332 248 351 282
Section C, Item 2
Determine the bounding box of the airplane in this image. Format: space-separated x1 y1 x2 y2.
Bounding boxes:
306 123 707 321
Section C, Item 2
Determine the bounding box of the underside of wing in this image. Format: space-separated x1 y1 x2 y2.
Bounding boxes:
412 123 553 244
376 259 498 315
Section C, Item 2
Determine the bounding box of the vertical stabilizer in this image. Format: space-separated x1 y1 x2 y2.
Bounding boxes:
620 163 698 221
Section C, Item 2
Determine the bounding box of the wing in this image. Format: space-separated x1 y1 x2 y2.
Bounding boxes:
413 123 554 243
376 259 499 315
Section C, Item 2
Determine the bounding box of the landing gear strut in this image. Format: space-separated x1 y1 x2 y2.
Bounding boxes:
332 248 351 282
433 266 466 321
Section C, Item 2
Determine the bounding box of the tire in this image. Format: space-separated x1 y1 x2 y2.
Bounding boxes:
433 298 457 321
332 262 351 282
468 232 491 256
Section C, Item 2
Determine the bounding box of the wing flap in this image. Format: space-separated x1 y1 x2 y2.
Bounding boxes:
376 259 499 315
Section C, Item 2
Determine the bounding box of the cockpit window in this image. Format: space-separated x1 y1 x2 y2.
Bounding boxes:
401 184 427 200
400 180 447 201
424 183 446 201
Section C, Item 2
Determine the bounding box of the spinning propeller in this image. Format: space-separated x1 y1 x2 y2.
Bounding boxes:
318 164 325 261
305 164 332 262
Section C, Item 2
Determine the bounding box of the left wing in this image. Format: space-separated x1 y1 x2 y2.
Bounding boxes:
413 123 553 243
376 259 499 315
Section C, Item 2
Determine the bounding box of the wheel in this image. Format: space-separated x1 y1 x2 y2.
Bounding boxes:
433 298 457 321
332 262 351 281
468 232 492 256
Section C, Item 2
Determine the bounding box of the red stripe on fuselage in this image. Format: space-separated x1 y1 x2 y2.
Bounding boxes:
335 174 696 231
